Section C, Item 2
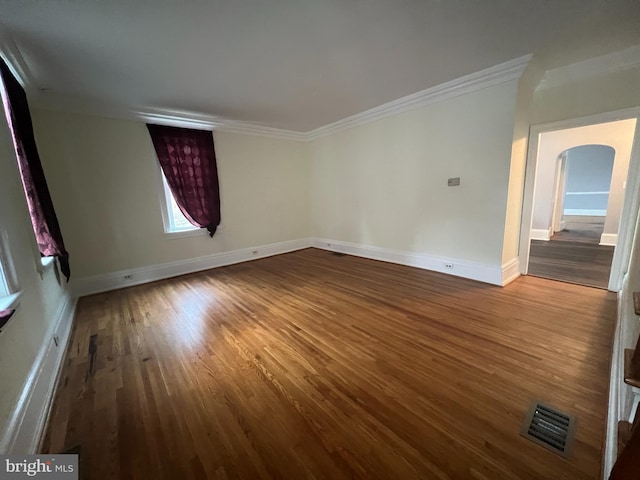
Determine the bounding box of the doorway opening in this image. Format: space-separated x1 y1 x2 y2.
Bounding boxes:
521 117 638 290
529 144 617 288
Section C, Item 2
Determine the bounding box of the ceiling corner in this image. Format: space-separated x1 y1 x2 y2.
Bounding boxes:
0 24 38 94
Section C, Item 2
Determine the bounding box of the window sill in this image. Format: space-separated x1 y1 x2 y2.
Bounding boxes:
163 226 224 240
41 256 55 270
164 228 206 239
0 290 22 311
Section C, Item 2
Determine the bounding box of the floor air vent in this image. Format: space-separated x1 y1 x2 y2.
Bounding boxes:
331 252 347 257
520 402 576 457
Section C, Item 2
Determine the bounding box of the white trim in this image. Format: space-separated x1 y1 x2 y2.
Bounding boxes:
73 237 523 298
135 108 308 141
215 121 307 141
306 55 531 140
0 25 37 92
518 107 640 290
501 258 521 286
610 117 640 290
33 97 309 142
0 292 76 454
603 281 628 478
3 23 529 144
527 107 640 134
538 45 640 91
312 238 506 286
32 55 530 143
40 256 55 270
0 291 21 313
563 209 607 216
72 238 313 297
530 228 552 241
163 227 211 240
565 191 609 196
600 233 618 247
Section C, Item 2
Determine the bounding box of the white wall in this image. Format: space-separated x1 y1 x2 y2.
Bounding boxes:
31 110 310 281
310 80 519 270
563 145 614 214
502 60 545 264
532 66 640 126
531 119 636 241
0 102 72 452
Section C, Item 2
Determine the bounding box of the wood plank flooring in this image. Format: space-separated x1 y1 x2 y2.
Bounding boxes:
528 217 612 288
528 240 614 289
42 248 616 479
551 217 604 244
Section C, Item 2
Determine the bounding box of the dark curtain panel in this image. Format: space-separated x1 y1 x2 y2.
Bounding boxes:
0 59 70 281
0 309 15 331
146 124 221 236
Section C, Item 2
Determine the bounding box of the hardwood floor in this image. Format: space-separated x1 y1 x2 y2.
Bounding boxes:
528 216 612 288
528 240 614 289
42 248 616 479
551 217 604 244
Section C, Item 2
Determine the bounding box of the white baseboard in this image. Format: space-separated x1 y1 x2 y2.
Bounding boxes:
564 209 607 216
501 257 521 286
530 228 551 241
564 215 605 224
72 237 313 297
312 238 508 286
0 292 77 454
600 233 618 247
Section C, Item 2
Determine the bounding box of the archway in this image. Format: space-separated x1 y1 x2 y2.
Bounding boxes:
521 118 637 289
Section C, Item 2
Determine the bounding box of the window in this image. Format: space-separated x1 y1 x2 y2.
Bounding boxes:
147 124 221 238
0 57 70 279
0 228 20 313
0 260 9 297
160 173 199 233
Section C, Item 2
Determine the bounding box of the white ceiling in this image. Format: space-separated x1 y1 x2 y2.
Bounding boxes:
0 0 638 132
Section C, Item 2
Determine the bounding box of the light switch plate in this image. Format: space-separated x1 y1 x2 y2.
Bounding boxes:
448 177 460 186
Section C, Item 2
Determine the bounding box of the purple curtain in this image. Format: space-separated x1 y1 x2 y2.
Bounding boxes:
146 124 221 236
0 309 15 331
0 59 70 281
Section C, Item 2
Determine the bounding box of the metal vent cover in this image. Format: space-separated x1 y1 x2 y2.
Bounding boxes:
520 401 576 457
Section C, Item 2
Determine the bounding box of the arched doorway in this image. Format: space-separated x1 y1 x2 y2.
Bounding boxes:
528 144 617 287
521 118 637 289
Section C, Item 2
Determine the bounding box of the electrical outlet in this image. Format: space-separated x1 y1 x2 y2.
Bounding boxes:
444 263 453 269
123 274 133 280
252 250 258 255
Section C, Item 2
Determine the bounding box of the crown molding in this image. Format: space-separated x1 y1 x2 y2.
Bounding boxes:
215 120 308 141
0 23 38 93
537 44 640 91
1 25 530 143
133 107 308 141
23 52 531 143
33 94 308 141
306 54 532 140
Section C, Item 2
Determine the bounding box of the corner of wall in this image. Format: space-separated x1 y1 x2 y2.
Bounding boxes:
0 290 77 454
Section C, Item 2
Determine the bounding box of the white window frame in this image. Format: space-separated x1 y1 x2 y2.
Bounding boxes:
154 163 204 238
0 227 22 312
144 116 222 239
